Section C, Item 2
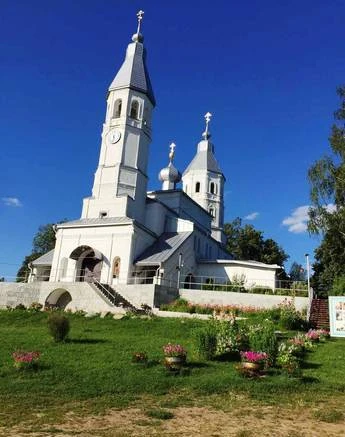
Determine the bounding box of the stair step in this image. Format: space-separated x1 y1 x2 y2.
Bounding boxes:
309 299 330 329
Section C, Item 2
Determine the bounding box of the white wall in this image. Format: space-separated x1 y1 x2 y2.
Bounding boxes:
196 262 277 289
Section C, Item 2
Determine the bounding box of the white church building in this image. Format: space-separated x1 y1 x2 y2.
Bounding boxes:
14 12 281 312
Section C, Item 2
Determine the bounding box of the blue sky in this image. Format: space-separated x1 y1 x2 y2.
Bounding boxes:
1 0 344 279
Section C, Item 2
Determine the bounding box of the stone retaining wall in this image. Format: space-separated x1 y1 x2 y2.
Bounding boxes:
180 288 308 311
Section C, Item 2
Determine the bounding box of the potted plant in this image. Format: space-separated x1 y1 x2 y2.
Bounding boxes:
163 343 187 370
240 351 269 371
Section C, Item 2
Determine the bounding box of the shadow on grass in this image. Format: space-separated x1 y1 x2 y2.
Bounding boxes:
300 375 320 384
300 361 322 369
185 362 210 369
66 338 108 344
132 359 160 368
215 351 241 362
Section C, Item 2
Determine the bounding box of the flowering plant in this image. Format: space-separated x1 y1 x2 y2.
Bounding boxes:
288 333 313 354
316 329 330 341
240 351 268 364
12 350 41 370
306 329 321 341
132 351 148 363
277 350 300 376
163 343 187 358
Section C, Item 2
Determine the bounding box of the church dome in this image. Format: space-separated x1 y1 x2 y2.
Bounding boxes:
159 162 181 184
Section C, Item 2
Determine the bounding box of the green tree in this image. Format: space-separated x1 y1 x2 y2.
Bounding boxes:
16 221 66 282
308 86 345 292
224 218 289 267
289 262 306 282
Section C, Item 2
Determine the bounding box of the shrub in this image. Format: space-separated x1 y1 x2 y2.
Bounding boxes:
279 299 305 330
277 344 301 377
192 326 217 360
247 320 278 364
250 287 273 295
15 303 26 310
47 313 70 342
211 316 245 357
28 302 43 312
132 351 148 363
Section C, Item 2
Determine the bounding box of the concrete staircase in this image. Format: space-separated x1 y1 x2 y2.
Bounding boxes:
309 298 330 329
92 281 137 311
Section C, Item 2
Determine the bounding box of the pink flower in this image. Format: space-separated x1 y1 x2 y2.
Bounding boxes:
163 343 187 357
240 351 268 363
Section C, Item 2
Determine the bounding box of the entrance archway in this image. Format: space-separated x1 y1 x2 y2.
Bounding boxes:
45 289 72 310
70 246 103 282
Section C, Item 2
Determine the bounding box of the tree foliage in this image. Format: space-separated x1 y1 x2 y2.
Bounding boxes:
289 262 306 282
308 86 345 292
224 218 289 267
16 222 64 282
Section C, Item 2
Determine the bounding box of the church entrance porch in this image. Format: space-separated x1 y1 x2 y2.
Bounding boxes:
70 246 103 283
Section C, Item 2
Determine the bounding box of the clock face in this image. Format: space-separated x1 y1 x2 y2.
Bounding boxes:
108 129 121 144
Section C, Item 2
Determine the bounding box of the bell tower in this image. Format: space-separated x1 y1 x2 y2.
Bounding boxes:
81 11 155 224
182 113 226 244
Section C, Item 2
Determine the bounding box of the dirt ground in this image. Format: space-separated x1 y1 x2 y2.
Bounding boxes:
1 404 344 437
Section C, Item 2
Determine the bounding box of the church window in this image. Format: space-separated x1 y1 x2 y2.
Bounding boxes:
143 107 149 126
210 182 217 194
113 99 122 118
195 182 200 193
59 257 68 279
209 207 215 218
130 100 140 119
112 257 121 278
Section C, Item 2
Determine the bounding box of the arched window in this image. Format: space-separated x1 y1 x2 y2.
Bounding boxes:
130 100 139 119
195 182 200 193
112 257 121 278
59 257 68 279
113 99 122 118
210 182 217 194
143 107 149 126
209 207 215 218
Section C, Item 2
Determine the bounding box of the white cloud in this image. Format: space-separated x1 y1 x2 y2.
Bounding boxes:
2 197 23 207
244 212 259 220
282 204 336 234
282 205 309 233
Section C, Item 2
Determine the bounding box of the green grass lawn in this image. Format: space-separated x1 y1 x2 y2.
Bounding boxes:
0 310 344 428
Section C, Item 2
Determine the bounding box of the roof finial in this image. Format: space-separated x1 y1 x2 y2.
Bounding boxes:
169 142 176 163
202 112 212 139
136 10 144 34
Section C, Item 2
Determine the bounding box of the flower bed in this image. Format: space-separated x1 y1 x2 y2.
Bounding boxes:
12 350 41 371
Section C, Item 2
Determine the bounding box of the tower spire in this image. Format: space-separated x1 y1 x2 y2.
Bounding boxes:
202 112 212 139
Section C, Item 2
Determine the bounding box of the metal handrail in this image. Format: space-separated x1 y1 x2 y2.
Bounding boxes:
92 279 116 305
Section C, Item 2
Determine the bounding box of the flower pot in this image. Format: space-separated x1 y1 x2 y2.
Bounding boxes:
241 362 261 371
164 356 185 370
